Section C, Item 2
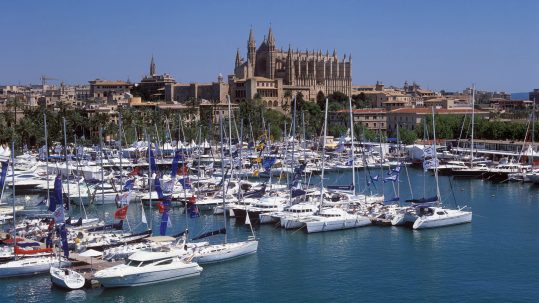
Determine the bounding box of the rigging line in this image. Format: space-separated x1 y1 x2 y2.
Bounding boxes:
447 176 459 208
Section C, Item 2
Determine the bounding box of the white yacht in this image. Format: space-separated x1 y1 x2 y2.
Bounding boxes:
277 203 317 229
191 240 258 264
412 206 472 229
94 250 202 287
0 256 63 278
302 207 371 233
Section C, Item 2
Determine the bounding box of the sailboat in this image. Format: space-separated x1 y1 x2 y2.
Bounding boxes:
0 144 65 278
412 107 472 229
297 98 371 233
191 96 258 264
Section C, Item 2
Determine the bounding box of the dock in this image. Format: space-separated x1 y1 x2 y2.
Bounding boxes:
68 252 123 288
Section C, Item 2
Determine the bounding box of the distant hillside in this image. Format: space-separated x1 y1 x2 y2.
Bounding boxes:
511 92 529 100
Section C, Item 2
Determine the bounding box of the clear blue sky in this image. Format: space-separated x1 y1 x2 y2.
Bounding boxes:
1 0 537 92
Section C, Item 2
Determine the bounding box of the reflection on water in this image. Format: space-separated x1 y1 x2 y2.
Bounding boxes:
1 167 538 302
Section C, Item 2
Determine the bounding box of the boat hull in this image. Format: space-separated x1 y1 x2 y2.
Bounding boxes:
306 217 371 233
96 264 202 288
413 211 472 229
193 240 258 264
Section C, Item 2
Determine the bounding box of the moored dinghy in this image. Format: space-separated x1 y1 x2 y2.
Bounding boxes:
50 266 85 290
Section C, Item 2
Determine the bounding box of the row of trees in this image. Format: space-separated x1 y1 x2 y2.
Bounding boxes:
1 94 534 151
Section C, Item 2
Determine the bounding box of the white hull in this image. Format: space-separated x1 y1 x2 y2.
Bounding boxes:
50 267 85 290
96 263 202 288
281 217 305 230
306 216 371 233
0 257 61 278
192 240 258 264
413 210 472 229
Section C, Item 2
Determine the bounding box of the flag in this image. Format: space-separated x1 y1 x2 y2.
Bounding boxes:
60 224 69 258
178 178 191 190
188 204 200 218
154 175 164 199
114 205 128 220
0 161 8 199
423 159 440 172
123 179 135 192
162 179 175 194
149 148 157 172
383 174 398 183
160 210 169 235
170 151 183 179
252 169 259 177
49 175 62 212
177 166 188 176
245 211 251 225
424 145 436 157
53 206 65 223
118 192 131 206
127 167 140 177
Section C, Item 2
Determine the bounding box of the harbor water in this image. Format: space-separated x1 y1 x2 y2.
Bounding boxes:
1 167 538 302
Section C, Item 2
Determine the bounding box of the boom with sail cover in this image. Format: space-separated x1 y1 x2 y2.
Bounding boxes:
191 228 226 241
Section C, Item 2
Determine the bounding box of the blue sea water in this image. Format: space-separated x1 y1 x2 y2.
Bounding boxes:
1 167 539 303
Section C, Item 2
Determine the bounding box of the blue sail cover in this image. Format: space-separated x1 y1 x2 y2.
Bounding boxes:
149 149 157 172
154 175 164 199
327 184 354 191
0 161 8 200
242 184 266 198
48 175 63 212
405 196 438 203
191 228 226 241
384 196 400 204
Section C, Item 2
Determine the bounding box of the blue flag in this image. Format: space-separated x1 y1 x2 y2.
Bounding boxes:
178 178 191 190
0 161 8 200
60 224 69 258
170 151 183 179
159 197 171 236
49 175 63 212
188 204 200 218
149 148 157 172
154 175 164 199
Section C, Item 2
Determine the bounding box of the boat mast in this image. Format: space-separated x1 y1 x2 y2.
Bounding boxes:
470 85 475 167
290 95 297 205
63 117 70 216
11 140 16 260
348 97 356 196
99 127 105 208
44 113 50 208
118 111 124 194
431 107 442 205
219 110 228 244
319 98 329 213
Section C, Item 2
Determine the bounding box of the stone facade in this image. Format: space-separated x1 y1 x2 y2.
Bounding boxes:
138 56 176 101
229 26 352 107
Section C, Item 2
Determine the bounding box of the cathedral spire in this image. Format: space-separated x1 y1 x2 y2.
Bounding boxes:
150 55 156 76
235 48 241 68
267 24 275 46
248 27 255 48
